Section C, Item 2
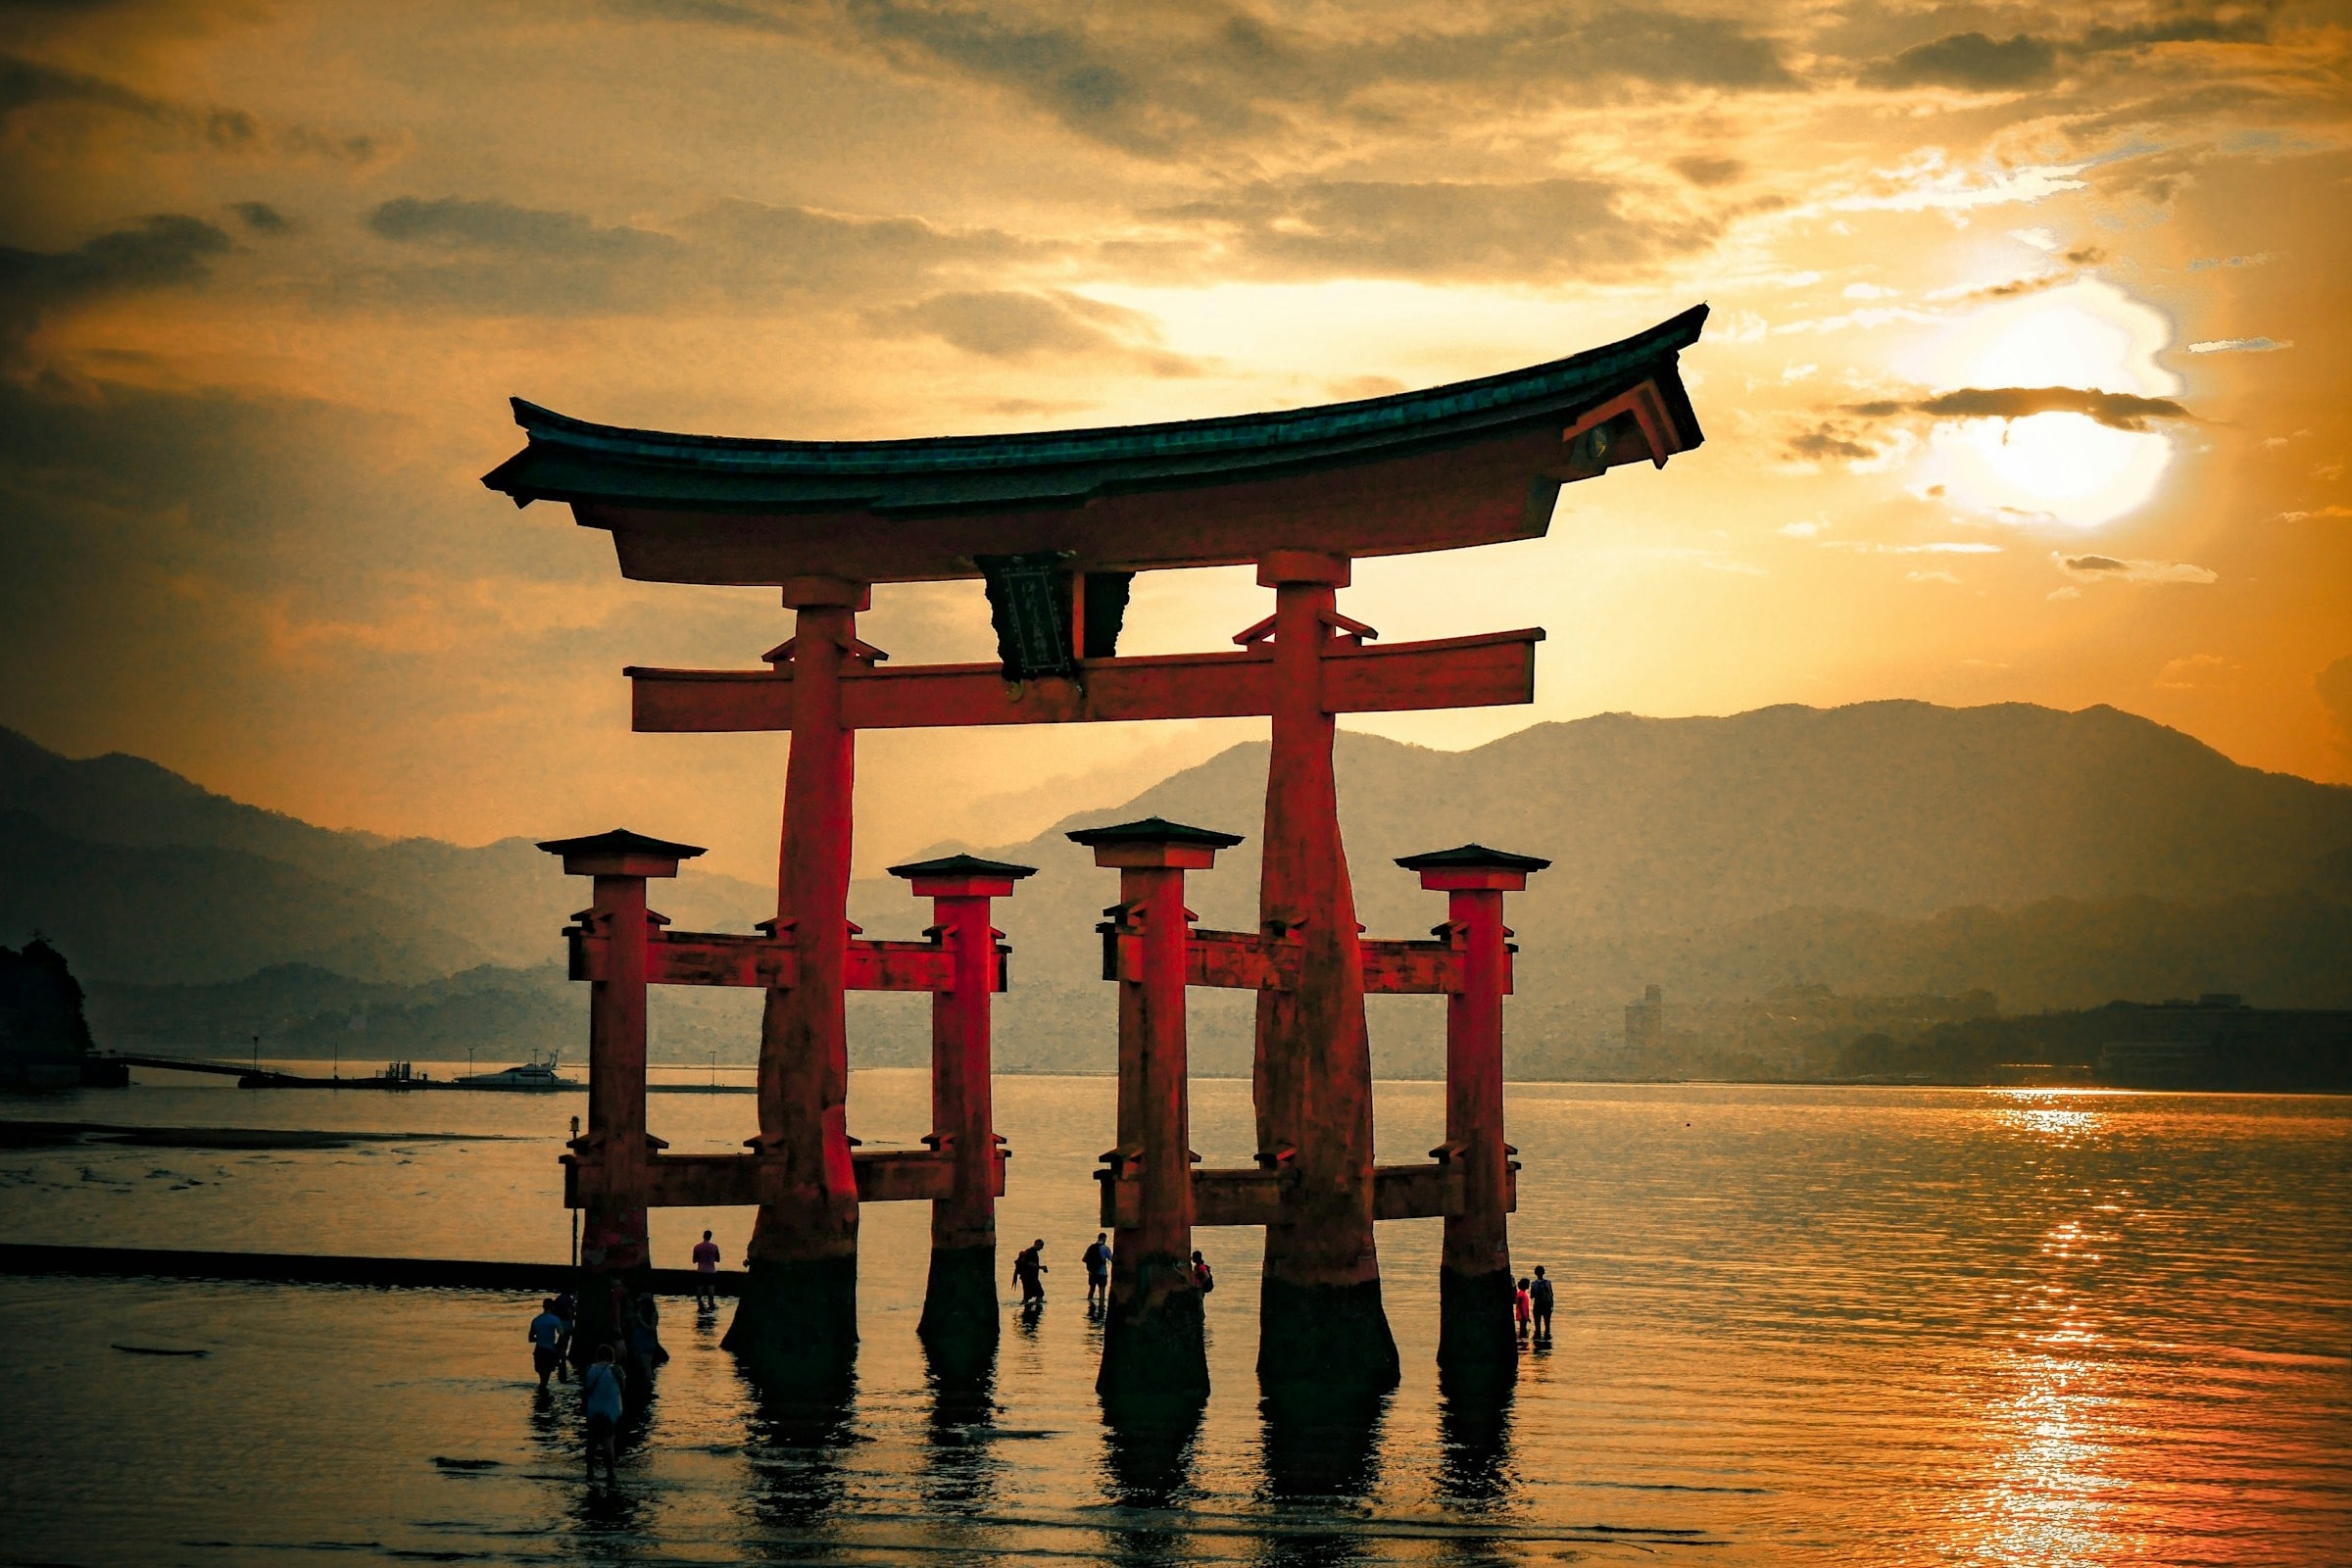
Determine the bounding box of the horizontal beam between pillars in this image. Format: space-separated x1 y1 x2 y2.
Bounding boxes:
570 929 1003 993
1095 1159 1516 1228
565 1147 1007 1209
627 628 1543 733
1105 929 1501 996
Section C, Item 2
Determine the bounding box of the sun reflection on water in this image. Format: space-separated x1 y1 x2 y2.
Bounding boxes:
1976 1328 2124 1568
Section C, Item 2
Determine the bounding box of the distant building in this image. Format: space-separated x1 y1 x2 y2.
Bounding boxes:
2097 994 2352 1090
1625 984 1665 1052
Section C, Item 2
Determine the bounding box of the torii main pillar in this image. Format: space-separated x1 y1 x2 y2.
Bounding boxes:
724 573 870 1395
1253 549 1399 1410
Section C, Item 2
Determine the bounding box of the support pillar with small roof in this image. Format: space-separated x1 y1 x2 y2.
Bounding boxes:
1397 843 1550 1394
538 828 704 1354
1071 817 1242 1412
893 852 1033 1380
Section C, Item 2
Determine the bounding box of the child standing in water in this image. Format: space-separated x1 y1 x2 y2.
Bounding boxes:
1514 1278 1533 1343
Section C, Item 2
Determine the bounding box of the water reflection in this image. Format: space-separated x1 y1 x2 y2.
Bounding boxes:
739 1374 858 1535
1976 1332 2119 1566
920 1358 1002 1514
1992 1091 2105 1145
1435 1391 1514 1504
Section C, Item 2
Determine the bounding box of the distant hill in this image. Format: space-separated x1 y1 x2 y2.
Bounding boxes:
0 726 770 983
872 701 2352 1012
16 703 2352 1073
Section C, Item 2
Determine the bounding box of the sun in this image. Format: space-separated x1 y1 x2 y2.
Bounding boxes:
1907 279 2180 527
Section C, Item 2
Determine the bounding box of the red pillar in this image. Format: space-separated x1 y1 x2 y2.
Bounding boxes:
891 853 1034 1377
1398 844 1548 1394
1072 818 1238 1410
540 829 704 1356
1251 550 1397 1408
728 574 870 1393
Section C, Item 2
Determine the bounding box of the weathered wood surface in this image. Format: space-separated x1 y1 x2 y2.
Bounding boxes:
626 629 1542 733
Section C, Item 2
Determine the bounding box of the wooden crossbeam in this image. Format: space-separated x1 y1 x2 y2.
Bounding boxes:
565 1147 1003 1208
1104 927 1481 995
626 628 1543 733
569 928 981 993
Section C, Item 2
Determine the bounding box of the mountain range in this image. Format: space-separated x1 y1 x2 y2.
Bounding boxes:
7 703 2348 1076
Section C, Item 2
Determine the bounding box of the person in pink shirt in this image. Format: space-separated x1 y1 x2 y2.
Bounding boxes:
691 1229 722 1309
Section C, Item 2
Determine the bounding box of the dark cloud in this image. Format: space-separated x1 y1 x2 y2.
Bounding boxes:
230 201 288 234
2067 554 2129 572
1863 31 2059 89
1856 13 2271 92
0 51 161 124
0 50 389 163
646 2 1797 160
347 193 1032 315
0 214 230 352
1671 155 1745 187
1848 386 2193 433
368 195 678 262
1160 176 1710 282
1785 421 1882 465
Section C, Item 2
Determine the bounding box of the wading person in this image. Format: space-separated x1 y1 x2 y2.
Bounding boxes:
551 1289 577 1368
581 1345 625 1481
1012 1238 1048 1306
1190 1250 1213 1297
1530 1265 1554 1341
528 1298 566 1391
691 1229 721 1309
1514 1277 1533 1343
1081 1232 1112 1306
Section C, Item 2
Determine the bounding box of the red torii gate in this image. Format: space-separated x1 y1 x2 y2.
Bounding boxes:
489 304 1708 1401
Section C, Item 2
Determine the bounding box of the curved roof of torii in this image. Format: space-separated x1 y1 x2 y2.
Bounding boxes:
483 303 1707 585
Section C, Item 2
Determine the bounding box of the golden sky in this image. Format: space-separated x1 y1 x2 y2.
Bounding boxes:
1 0 2346 880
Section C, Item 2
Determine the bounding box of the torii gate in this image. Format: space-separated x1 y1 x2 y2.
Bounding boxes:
489 304 1707 1400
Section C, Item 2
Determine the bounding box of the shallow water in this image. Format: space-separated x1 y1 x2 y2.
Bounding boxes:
1 1073 2346 1564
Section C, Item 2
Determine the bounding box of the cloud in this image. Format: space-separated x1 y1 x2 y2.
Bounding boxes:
349 192 1030 314
1863 31 2059 90
1157 176 1711 281
2187 337 2290 354
2155 653 2231 689
1848 386 2193 433
1856 14 2269 92
1906 568 1961 583
1783 419 1883 465
368 195 678 261
0 214 231 352
1671 155 1745 187
0 50 395 165
2056 554 2218 585
230 201 290 234
2272 506 2352 522
654 2 1797 161
863 288 1197 372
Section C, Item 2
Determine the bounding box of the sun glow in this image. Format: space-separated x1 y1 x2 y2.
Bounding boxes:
1909 280 2180 527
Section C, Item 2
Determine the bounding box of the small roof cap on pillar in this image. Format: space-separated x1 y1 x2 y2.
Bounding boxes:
1066 816 1245 850
1068 815 1243 870
537 828 707 878
1397 842 1548 891
1395 843 1550 873
888 852 1038 894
